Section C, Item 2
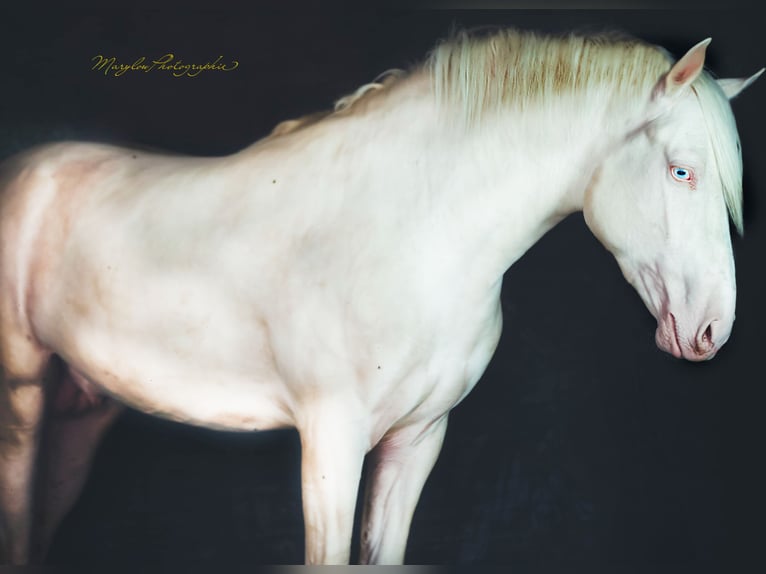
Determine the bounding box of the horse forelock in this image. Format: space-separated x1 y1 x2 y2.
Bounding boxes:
692 71 745 235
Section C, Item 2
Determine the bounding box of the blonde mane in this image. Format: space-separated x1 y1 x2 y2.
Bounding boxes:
427 29 672 122
267 70 405 138
333 69 405 112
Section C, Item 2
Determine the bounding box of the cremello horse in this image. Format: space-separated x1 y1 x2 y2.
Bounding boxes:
0 29 761 564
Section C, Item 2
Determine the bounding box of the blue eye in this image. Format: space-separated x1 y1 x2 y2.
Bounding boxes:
670 166 693 182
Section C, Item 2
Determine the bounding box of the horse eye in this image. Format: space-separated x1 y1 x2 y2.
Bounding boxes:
670 166 693 182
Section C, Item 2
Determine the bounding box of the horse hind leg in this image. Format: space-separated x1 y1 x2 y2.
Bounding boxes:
31 365 123 561
0 335 49 564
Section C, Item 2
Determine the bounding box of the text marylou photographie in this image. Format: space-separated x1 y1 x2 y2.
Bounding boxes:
91 53 240 78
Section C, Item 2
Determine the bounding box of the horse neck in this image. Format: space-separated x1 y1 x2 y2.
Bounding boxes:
399 85 642 285
248 73 642 291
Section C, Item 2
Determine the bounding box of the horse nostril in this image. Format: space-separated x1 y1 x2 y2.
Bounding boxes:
703 322 713 343
696 320 716 355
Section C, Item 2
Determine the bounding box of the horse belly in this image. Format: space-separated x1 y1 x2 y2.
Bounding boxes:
35 289 293 432
62 347 293 431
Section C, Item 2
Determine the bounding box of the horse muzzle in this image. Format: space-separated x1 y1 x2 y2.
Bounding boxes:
655 312 731 362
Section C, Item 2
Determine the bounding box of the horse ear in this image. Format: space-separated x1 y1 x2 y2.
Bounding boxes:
717 68 765 99
653 38 711 101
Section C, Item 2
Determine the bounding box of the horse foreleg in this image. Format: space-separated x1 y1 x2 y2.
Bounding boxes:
0 370 46 564
359 415 448 564
31 374 123 560
299 405 367 564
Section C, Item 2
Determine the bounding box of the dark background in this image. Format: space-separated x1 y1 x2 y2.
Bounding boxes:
1 2 764 569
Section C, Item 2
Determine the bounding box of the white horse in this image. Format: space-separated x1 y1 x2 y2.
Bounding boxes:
0 29 761 564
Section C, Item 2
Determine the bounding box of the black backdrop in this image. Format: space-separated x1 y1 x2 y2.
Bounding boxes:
1 2 764 569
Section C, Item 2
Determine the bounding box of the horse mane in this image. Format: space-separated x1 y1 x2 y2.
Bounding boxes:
333 69 406 112
427 28 673 122
269 111 332 137
267 70 405 137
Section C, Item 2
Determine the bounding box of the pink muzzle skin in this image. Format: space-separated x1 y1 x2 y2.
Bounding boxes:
655 312 725 362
